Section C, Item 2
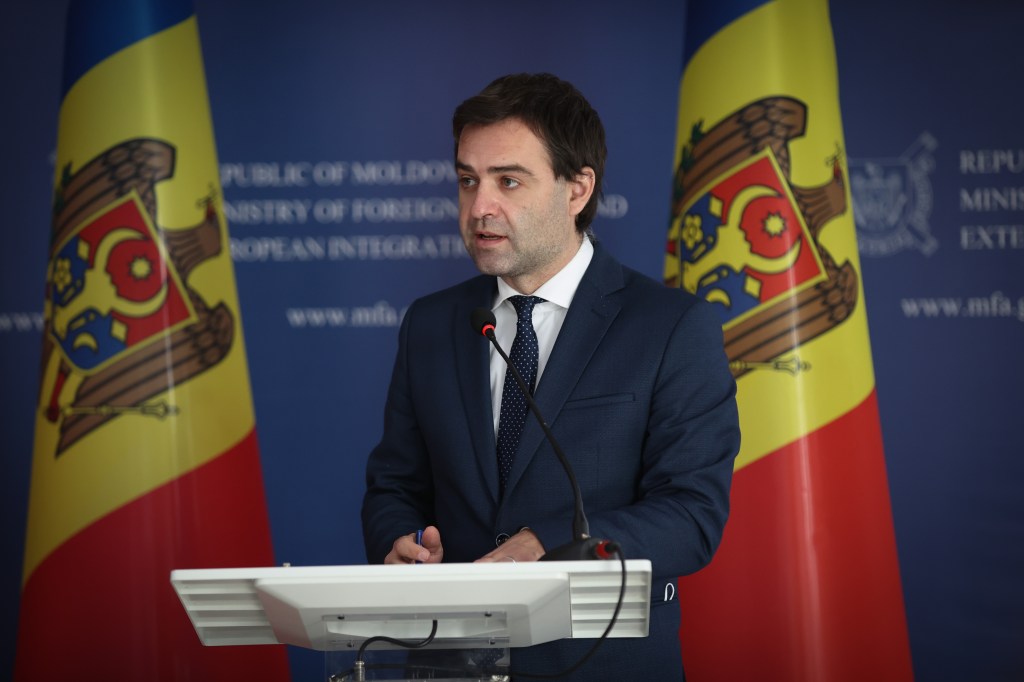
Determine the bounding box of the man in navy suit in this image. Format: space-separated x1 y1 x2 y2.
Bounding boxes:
362 73 740 680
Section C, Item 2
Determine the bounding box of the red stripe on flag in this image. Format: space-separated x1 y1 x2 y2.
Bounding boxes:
678 390 913 681
15 430 291 681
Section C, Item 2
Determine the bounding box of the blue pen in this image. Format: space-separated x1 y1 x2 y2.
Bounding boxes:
415 529 424 564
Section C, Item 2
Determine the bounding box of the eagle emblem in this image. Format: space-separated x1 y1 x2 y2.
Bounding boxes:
667 97 858 378
41 139 234 454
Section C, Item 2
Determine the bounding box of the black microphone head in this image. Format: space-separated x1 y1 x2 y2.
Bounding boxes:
470 308 496 337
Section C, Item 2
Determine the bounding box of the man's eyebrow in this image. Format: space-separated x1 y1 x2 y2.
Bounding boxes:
487 163 535 176
455 161 535 177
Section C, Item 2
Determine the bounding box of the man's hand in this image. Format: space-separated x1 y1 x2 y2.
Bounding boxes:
383 525 444 564
475 528 545 563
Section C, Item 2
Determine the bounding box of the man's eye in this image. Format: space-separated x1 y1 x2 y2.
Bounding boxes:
502 177 520 189
459 176 477 188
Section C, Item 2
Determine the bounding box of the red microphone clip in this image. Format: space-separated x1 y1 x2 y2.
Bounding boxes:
594 540 616 560
480 323 495 337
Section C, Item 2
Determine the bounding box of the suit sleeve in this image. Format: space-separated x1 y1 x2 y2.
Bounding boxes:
528 299 740 578
361 300 435 564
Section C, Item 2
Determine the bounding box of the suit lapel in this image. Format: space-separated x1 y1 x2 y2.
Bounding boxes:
454 277 501 505
504 244 625 498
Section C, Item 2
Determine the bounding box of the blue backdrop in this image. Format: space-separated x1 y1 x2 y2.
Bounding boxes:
1 1 1021 680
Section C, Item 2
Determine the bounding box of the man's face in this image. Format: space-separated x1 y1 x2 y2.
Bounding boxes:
456 118 586 294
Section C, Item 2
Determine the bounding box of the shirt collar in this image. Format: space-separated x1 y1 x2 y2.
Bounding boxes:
494 237 594 310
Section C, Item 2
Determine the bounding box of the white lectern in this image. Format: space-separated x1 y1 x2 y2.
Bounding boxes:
171 560 651 680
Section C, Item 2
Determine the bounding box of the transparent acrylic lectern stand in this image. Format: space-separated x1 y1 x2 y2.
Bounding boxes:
326 643 511 681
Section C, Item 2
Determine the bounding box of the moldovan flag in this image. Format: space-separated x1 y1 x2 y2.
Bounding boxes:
665 1 914 680
15 1 290 680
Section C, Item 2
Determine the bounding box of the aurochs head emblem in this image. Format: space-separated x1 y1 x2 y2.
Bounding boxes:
666 97 859 378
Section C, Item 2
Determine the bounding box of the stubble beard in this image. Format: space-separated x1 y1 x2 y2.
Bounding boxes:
464 221 568 284
463 194 578 286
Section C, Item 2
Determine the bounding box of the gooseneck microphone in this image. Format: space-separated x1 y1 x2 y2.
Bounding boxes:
471 307 611 561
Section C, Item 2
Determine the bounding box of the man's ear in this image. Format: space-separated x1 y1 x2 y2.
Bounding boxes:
567 167 596 218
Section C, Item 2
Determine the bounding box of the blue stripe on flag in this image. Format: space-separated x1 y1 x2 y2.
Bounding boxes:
62 0 194 96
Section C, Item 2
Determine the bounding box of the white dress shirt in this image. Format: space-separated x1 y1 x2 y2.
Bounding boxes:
489 238 595 437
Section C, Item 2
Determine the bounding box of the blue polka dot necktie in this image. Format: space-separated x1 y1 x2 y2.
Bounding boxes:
496 295 544 498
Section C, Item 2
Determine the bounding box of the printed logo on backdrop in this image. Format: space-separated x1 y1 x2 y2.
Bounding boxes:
849 133 938 257
41 139 233 455
666 97 856 379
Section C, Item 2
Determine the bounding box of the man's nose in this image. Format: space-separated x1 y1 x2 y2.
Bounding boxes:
469 182 499 220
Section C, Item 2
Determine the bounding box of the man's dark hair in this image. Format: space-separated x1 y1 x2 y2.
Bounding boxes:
452 73 607 233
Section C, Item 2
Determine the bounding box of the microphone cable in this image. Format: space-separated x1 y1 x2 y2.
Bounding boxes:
331 619 439 682
331 547 630 681
509 541 629 680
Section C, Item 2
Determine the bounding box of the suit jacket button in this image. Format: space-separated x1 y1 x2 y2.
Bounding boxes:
495 533 510 546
